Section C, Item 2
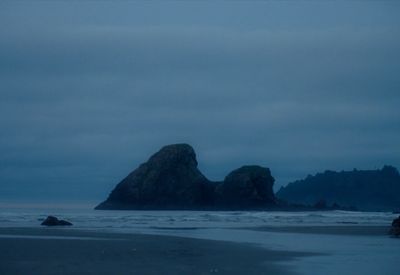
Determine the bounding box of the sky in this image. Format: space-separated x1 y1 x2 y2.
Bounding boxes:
1 1 400 204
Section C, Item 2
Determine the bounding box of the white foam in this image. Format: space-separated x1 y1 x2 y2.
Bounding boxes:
0 209 396 230
0 234 121 240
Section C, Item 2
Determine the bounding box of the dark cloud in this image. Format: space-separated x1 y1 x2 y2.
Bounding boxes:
1 1 400 202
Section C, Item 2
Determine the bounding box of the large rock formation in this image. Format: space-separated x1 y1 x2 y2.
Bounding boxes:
277 165 400 211
96 144 213 210
215 166 276 209
96 144 276 210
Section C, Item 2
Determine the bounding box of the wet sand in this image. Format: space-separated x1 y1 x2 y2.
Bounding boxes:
248 225 391 236
0 227 312 275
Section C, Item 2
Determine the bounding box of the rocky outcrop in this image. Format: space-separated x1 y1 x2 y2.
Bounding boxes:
96 144 214 210
277 165 400 211
390 216 400 236
41 216 72 226
215 166 276 209
96 144 276 210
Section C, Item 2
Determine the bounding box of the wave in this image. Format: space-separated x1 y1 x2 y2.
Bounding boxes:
0 209 395 233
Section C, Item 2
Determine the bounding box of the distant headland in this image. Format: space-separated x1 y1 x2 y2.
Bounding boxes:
277 165 400 211
95 143 400 211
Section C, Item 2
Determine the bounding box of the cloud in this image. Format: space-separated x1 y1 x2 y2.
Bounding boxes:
1 2 400 201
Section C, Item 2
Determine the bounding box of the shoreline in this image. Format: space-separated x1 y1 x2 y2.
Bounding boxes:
0 227 314 275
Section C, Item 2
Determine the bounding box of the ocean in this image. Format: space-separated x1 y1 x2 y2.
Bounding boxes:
0 208 395 231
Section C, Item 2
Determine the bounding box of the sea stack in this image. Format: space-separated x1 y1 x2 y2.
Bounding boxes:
95 143 276 210
96 144 214 210
215 166 276 209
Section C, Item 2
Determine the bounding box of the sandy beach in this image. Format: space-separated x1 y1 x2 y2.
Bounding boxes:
248 225 391 236
0 227 312 275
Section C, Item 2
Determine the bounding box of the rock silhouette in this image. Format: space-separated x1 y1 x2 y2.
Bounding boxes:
390 216 400 236
41 216 72 226
96 144 276 210
215 166 276 209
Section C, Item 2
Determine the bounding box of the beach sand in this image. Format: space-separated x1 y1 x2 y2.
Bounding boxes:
0 227 312 275
248 225 391 236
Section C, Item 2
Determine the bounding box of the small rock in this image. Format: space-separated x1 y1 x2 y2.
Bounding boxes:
392 216 400 227
390 216 400 236
314 199 327 209
41 216 72 226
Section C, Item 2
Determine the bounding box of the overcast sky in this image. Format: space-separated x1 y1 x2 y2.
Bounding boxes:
1 1 400 204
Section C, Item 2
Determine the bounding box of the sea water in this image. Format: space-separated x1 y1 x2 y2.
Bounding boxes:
0 208 395 230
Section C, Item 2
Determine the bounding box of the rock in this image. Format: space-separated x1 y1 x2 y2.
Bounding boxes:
390 216 400 236
96 144 214 210
41 216 72 226
215 165 276 209
95 144 278 210
392 216 400 227
314 199 327 209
